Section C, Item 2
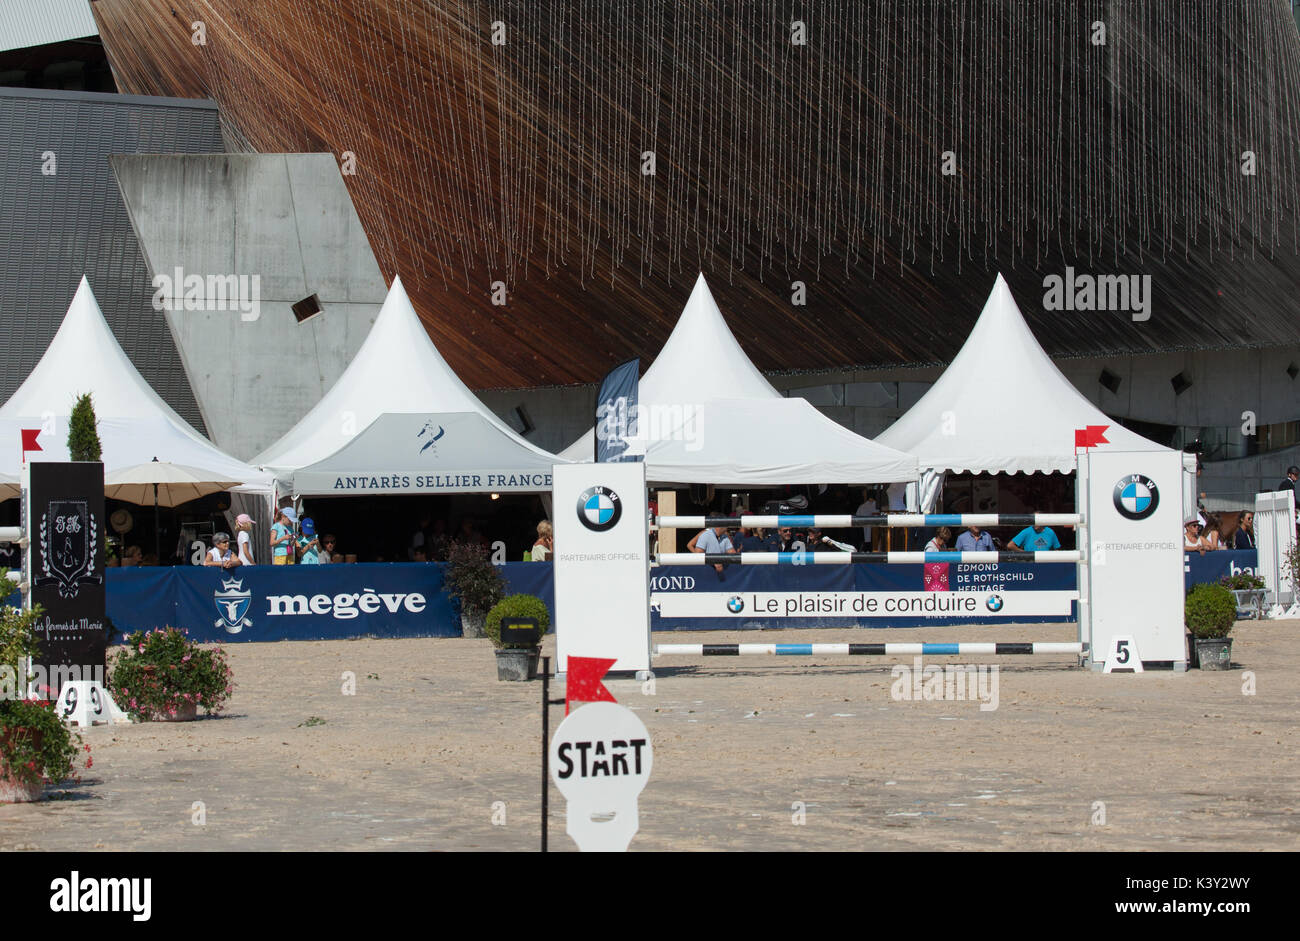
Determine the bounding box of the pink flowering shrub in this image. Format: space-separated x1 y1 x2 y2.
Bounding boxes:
108 628 234 721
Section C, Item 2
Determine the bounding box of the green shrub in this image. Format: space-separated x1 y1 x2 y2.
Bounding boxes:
67 392 102 462
484 594 550 649
108 628 234 721
1185 583 1236 639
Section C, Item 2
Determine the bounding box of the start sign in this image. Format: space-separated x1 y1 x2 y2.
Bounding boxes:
548 701 653 851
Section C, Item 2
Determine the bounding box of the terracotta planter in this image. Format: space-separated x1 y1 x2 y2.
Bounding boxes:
0 728 45 803
0 771 44 803
156 702 198 722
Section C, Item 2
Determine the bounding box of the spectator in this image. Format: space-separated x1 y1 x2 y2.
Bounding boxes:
532 520 553 561
1008 524 1061 552
1184 519 1210 555
319 534 337 564
234 514 256 566
1234 512 1256 550
1201 513 1223 551
855 487 879 549
687 524 735 576
270 507 295 565
1278 465 1300 502
121 545 143 567
954 525 994 552
204 533 237 567
770 525 798 552
922 526 951 592
297 518 321 564
924 526 952 552
412 547 428 563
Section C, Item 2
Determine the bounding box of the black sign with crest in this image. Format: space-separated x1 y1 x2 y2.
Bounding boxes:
27 462 106 692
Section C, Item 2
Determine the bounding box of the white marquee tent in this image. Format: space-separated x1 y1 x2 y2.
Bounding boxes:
876 273 1174 475
0 277 269 490
559 273 918 485
255 276 565 495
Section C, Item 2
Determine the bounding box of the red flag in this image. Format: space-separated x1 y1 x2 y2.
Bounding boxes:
20 428 41 452
1074 424 1109 449
565 656 617 715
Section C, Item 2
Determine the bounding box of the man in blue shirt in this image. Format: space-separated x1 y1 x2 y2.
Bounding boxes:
1008 524 1061 551
688 524 736 576
954 525 994 552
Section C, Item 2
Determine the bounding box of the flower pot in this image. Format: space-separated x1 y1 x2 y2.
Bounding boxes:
461 608 486 638
1194 637 1233 671
494 647 540 681
157 702 198 722
0 728 46 803
0 771 43 803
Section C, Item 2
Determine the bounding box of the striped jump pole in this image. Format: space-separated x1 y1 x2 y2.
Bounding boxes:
655 550 1082 565
654 642 1087 657
655 513 1081 530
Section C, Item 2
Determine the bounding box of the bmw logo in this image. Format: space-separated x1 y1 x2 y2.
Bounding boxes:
1112 474 1160 521
576 485 623 532
985 594 1004 613
727 595 745 614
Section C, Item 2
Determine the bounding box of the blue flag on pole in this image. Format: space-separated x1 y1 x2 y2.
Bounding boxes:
595 358 642 462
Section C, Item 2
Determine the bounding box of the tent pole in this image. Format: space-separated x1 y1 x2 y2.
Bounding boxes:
154 482 160 563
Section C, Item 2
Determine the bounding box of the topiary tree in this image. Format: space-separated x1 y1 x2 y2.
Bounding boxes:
67 393 102 462
484 594 551 649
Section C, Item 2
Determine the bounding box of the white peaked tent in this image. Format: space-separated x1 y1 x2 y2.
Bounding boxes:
255 276 565 495
876 273 1174 476
559 274 918 484
0 278 269 488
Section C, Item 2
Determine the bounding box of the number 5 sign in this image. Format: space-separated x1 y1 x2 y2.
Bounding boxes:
1103 635 1144 673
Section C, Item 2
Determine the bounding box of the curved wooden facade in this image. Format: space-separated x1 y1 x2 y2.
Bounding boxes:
92 0 1300 388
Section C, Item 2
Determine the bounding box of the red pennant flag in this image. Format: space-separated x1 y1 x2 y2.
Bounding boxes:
565 656 617 715
1074 424 1110 449
20 428 41 452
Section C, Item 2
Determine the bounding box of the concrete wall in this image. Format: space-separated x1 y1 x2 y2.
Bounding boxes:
112 153 386 459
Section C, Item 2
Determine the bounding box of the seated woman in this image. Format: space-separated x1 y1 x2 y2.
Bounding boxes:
205 532 238 568
1183 520 1210 555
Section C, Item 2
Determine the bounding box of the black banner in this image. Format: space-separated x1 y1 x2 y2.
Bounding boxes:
26 462 106 693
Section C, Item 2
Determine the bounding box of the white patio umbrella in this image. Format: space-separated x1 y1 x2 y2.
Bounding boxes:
104 459 246 561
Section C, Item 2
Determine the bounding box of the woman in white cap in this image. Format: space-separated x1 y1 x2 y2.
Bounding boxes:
235 513 256 566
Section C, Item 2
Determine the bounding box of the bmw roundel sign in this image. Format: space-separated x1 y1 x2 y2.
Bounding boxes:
1112 474 1160 521
576 485 623 532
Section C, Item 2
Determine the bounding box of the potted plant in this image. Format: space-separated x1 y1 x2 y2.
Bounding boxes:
445 541 504 638
485 594 550 681
1218 572 1267 619
0 571 88 802
1185 583 1236 671
108 628 234 721
0 699 87 802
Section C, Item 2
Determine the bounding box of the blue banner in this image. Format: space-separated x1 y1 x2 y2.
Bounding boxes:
1184 550 1258 588
98 551 1255 644
106 563 554 644
594 358 641 462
